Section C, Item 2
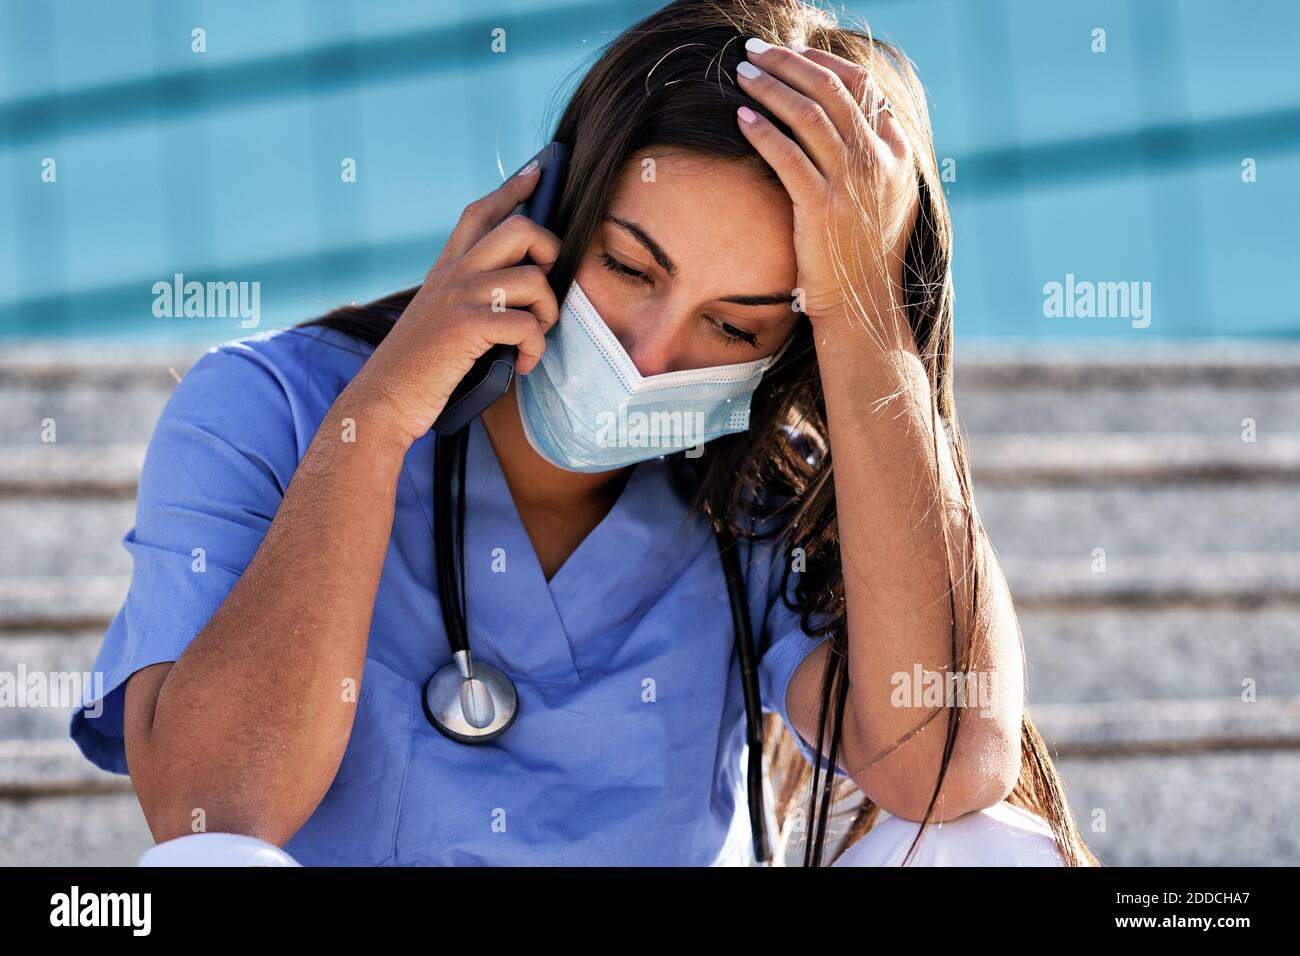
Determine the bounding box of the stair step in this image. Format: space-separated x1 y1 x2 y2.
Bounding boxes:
1001 552 1300 607
4 455 1299 586
1054 749 1300 866
4 600 1297 722
3 435 1299 498
1033 694 1300 758
6 377 1296 443
979 485 1300 559
0 447 144 498
955 344 1300 387
0 500 134 577
955 346 1300 439
5 343 1297 385
0 346 187 445
0 632 109 740
0 386 173 445
3 343 1297 446
0 788 152 866
1021 605 1300 704
3 691 1294 801
4 602 1298 745
0 348 194 386
1 748 1293 865
0 738 134 797
1 549 1296 636
956 384 1300 437
969 433 1300 483
0 576 128 632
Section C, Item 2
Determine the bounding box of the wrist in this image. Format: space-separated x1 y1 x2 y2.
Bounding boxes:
808 267 906 326
326 379 422 465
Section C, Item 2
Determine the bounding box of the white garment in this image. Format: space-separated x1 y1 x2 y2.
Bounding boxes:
832 800 1067 867
138 833 301 867
137 801 1065 868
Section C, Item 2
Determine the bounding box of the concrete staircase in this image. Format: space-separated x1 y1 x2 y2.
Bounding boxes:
2 342 1298 866
962 347 1300 867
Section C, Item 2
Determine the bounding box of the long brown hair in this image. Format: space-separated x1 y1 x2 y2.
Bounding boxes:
299 0 1098 867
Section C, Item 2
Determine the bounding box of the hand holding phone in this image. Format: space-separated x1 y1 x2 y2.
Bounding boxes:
431 142 570 435
346 144 568 450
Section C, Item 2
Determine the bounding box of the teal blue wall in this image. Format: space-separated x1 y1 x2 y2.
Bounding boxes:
1 0 1296 343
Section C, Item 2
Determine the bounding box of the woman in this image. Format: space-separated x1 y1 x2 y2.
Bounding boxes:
71 0 1096 866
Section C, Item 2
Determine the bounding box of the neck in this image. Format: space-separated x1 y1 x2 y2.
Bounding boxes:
479 378 632 511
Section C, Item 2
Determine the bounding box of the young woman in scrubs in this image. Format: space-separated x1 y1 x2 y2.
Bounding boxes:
71 0 1097 866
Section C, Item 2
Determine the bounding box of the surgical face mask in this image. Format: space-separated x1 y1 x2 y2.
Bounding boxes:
516 280 794 473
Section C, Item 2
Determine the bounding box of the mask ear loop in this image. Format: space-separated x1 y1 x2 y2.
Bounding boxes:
757 322 815 380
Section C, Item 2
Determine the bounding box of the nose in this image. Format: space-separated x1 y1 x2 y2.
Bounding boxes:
616 306 693 377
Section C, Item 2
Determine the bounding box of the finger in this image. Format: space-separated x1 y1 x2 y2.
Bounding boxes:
462 212 562 273
470 264 559 332
794 45 909 156
736 55 845 176
741 38 866 156
478 307 550 375
735 105 823 207
441 159 541 262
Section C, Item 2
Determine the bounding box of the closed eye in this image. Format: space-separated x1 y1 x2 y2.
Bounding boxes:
599 252 760 349
705 315 759 349
600 252 652 286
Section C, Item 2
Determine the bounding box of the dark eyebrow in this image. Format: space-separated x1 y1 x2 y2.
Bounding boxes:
717 292 798 307
605 215 677 276
604 214 795 307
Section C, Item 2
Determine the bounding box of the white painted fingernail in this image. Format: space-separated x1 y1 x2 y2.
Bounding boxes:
517 158 539 177
736 60 762 80
745 37 770 55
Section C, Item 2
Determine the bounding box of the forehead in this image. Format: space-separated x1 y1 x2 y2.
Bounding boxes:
605 150 796 288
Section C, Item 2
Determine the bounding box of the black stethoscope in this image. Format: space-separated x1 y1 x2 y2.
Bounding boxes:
421 426 776 864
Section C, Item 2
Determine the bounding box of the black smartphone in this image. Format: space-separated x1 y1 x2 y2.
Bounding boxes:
430 141 570 435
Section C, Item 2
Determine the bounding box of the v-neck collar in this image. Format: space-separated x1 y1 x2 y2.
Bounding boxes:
401 416 705 684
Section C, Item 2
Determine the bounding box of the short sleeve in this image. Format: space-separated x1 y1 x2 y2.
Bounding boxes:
69 341 304 774
757 558 852 781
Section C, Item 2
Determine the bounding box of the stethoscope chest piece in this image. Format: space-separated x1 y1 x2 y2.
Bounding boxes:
423 649 519 744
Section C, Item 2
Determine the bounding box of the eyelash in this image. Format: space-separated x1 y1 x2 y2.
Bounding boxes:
598 253 760 349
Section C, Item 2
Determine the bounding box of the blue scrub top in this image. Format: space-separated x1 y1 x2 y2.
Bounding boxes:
69 325 846 866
